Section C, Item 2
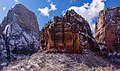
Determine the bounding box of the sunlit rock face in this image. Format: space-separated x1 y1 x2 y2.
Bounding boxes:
95 6 120 56
40 10 98 53
0 4 40 62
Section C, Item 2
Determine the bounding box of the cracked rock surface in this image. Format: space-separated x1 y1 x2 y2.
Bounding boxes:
0 4 40 66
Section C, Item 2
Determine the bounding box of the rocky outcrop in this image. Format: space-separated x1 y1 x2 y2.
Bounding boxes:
1 4 40 40
0 4 40 64
0 28 7 65
40 10 98 53
2 50 120 71
95 6 120 56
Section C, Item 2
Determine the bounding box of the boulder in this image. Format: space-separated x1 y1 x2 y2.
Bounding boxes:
40 10 98 53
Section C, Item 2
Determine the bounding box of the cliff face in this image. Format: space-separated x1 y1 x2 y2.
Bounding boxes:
95 6 120 55
0 4 40 65
40 10 98 53
1 4 120 70
1 4 40 41
0 29 6 64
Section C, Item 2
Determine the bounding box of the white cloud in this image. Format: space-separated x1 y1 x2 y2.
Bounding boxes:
2 7 6 11
62 10 65 15
38 3 57 16
50 3 57 11
68 0 106 31
14 0 19 3
38 7 50 16
47 0 51 2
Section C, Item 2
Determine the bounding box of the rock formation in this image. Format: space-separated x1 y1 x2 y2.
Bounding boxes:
2 50 120 71
0 4 40 65
0 4 120 70
40 10 98 53
95 6 120 56
0 27 7 65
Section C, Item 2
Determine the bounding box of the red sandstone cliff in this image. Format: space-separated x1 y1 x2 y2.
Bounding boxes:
95 6 120 56
40 10 98 53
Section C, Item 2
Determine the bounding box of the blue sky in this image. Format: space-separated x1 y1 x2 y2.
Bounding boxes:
0 0 120 31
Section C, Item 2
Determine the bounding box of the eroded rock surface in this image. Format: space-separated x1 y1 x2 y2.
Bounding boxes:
2 50 120 71
40 10 98 53
0 4 40 65
95 6 120 57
